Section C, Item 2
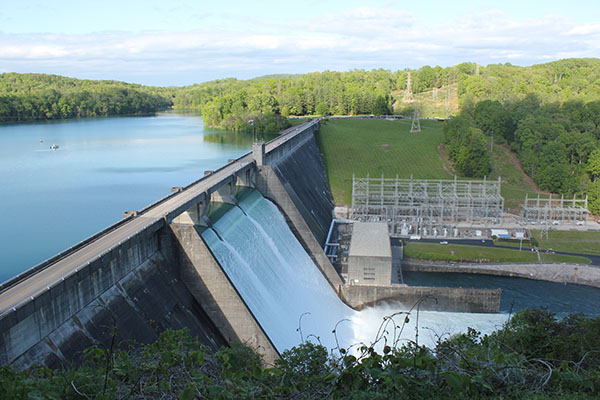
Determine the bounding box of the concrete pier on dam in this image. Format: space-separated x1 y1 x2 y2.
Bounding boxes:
0 119 500 368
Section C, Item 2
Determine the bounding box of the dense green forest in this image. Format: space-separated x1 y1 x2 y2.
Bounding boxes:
441 59 600 207
3 59 599 127
0 73 172 121
444 93 600 214
459 58 600 105
171 58 600 128
2 308 598 399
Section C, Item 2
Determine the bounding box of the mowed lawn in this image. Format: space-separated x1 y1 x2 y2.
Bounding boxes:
316 118 451 205
404 242 591 264
530 230 600 256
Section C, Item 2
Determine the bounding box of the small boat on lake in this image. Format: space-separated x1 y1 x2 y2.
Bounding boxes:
50 144 59 150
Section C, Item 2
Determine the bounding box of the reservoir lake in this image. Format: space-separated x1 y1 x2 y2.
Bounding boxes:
0 112 255 282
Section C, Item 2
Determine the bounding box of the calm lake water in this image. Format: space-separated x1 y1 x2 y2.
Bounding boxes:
0 112 254 282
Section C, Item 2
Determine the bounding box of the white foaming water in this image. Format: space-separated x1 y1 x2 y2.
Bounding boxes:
351 303 508 351
203 190 353 350
202 190 508 353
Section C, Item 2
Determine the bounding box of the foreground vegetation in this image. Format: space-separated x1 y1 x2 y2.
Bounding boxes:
2 309 598 399
404 242 591 264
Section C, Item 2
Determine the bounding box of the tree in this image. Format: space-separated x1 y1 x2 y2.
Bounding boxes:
315 102 329 116
587 149 600 182
373 95 390 115
443 117 490 177
473 100 515 142
588 181 600 214
533 142 569 192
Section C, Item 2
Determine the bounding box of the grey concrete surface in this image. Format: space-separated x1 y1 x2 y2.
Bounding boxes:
169 224 279 365
341 284 501 313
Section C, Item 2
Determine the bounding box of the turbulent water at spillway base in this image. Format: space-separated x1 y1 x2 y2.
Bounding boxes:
202 190 508 353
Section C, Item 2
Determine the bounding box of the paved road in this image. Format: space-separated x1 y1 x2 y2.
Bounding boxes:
0 121 317 315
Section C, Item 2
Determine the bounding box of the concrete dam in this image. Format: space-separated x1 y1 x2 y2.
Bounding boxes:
0 120 502 368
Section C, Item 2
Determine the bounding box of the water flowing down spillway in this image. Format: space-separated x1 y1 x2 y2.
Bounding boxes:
202 190 508 353
202 190 354 350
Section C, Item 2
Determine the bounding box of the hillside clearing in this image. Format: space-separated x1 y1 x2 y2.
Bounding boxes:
316 118 450 205
316 118 543 210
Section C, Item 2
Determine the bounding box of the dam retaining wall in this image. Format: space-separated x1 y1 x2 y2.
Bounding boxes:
267 131 335 245
341 284 501 313
167 224 279 364
0 222 227 368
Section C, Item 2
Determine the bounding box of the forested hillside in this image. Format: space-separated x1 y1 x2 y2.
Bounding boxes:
0 73 172 122
460 58 600 105
443 60 600 214
171 58 600 129
172 71 397 133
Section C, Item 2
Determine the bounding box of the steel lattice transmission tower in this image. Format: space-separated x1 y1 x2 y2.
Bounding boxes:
410 101 421 133
403 71 413 102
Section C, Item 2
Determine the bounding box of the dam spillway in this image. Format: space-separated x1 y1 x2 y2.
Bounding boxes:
203 190 353 351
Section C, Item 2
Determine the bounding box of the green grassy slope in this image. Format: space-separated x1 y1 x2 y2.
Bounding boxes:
316 118 450 205
486 143 545 213
316 118 543 210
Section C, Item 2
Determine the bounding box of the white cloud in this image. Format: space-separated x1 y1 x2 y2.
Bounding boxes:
565 23 600 36
0 7 598 85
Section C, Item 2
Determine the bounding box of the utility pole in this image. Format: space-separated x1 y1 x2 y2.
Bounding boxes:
490 130 494 153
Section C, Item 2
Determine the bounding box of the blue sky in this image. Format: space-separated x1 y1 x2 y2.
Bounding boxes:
1 0 598 86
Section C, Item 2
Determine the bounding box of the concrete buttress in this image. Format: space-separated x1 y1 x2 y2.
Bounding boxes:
168 224 279 364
